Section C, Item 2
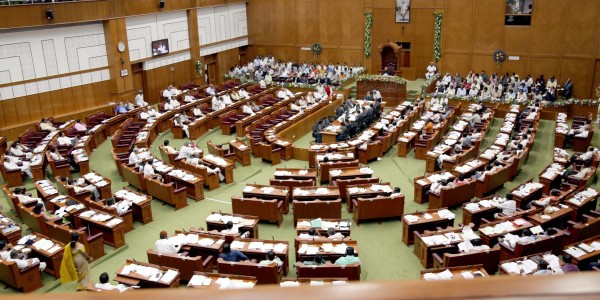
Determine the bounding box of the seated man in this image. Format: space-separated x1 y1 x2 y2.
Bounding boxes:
303 254 328 266
221 221 239 234
192 105 205 118
154 230 180 255
94 272 133 292
0 240 13 260
495 193 517 216
326 228 345 240
173 114 190 138
57 132 76 147
259 250 283 267
186 154 225 182
68 178 101 199
10 142 32 159
7 250 46 272
128 147 143 165
219 243 248 262
242 103 255 116
143 159 163 181
49 148 80 171
3 156 33 178
334 247 361 265
39 118 57 132
162 140 177 154
458 238 490 253
532 260 552 276
135 90 148 107
73 119 88 133
298 227 318 239
13 187 43 205
571 161 593 180
561 254 580 273
115 102 129 114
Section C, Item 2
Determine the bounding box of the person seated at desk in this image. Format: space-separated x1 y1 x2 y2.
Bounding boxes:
429 178 447 195
327 228 345 240
40 118 58 132
186 154 225 182
135 90 148 107
250 101 262 112
298 227 318 239
528 189 560 208
143 159 163 182
155 230 180 255
128 147 143 165
168 97 181 109
364 91 373 101
578 146 598 163
423 119 434 134
242 103 255 116
334 247 361 265
9 141 31 159
494 194 517 217
57 132 76 147
259 250 283 267
163 85 181 99
458 238 490 253
192 105 205 118
259 79 267 89
303 254 327 266
49 148 80 172
7 250 46 272
461 133 473 148
173 114 190 138
3 156 33 178
501 229 535 249
177 142 201 160
67 178 101 200
290 100 303 112
73 119 88 134
222 93 233 106
125 101 135 111
220 243 248 262
162 140 177 154
13 187 43 205
569 161 593 180
0 240 14 260
532 260 553 276
298 97 308 109
115 102 129 114
94 272 133 292
206 84 216 96
561 254 580 273
184 92 195 104
221 221 239 234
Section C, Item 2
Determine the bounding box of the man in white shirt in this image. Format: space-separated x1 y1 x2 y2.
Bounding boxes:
176 142 199 160
327 228 345 240
173 114 189 138
143 159 162 181
258 251 283 267
13 187 43 205
9 143 32 159
39 118 57 132
495 194 517 216
135 90 148 107
187 154 225 182
192 105 204 117
242 103 255 116
7 250 46 272
3 156 33 178
154 231 179 254
68 178 101 199
206 85 216 96
57 132 75 147
277 89 290 99
0 241 12 260
128 147 142 165
95 272 132 292
162 140 177 154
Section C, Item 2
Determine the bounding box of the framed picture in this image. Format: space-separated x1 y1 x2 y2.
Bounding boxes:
396 0 410 23
505 0 532 26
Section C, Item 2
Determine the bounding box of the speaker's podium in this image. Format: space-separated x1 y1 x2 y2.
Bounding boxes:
378 41 415 80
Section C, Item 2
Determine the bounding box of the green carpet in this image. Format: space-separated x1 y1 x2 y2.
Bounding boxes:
1 103 599 294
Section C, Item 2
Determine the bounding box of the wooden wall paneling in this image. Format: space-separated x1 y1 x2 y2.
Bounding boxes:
247 0 273 45
70 85 84 111
471 55 499 75
14 96 31 124
528 57 561 80
412 7 437 76
560 58 595 98
0 1 112 30
273 0 295 46
529 0 568 56
217 50 240 83
503 26 530 55
442 54 471 75
82 82 96 108
49 90 65 116
39 90 56 119
60 86 76 114
593 61 600 99
340 0 364 48
318 0 341 49
471 0 503 53
563 0 599 57
26 93 43 122
443 0 474 53
340 50 363 66
1 100 18 127
295 0 319 46
501 56 529 78
92 81 110 107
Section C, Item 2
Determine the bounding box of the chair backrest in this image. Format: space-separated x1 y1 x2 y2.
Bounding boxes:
122 164 147 192
296 262 361 281
443 246 501 275
217 258 280 284
146 177 174 202
17 204 48 235
147 249 204 281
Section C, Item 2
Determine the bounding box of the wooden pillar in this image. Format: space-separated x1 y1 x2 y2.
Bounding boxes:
187 9 204 85
103 18 135 102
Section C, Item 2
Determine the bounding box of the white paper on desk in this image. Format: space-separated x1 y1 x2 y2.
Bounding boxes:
416 180 428 186
501 262 520 274
321 243 334 253
461 271 474 280
48 245 61 254
243 186 254 193
298 244 308 254
438 269 454 280
159 269 178 284
280 281 301 287
231 241 245 249
523 259 538 271
306 246 319 255
579 243 595 253
189 275 206 286
565 247 586 258
591 241 600 251
530 226 544 235
310 281 325 286
274 243 287 253
423 213 433 220
248 242 264 250
120 264 135 275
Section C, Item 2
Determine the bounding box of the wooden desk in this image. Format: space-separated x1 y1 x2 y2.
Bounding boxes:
242 184 290 214
25 234 65 279
30 153 45 182
461 196 503 230
499 251 557 275
75 209 126 248
296 219 352 237
113 189 153 225
346 182 393 212
274 168 318 181
329 167 373 186
451 159 486 178
72 149 90 175
164 170 204 201
478 217 534 246
187 272 256 289
538 164 565 195
230 238 290 275
202 154 235 184
413 172 455 204
413 227 463 268
402 208 455 245
564 188 599 222
188 116 210 140
296 240 359 263
397 131 417 157
509 181 544 209
280 278 349 286
528 206 574 229
292 186 340 201
114 260 180 288
0 213 22 246
81 172 112 200
563 236 600 268
205 212 259 238
34 179 60 203
229 139 252 166
421 265 489 280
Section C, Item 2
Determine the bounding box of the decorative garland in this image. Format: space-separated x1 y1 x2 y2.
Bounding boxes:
433 12 443 62
364 11 373 58
494 50 507 63
312 43 322 55
195 60 202 75
356 74 407 85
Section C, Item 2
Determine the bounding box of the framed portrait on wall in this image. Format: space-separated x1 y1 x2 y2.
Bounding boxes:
396 0 410 23
505 0 532 26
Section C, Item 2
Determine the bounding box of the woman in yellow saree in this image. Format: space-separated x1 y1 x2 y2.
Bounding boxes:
60 233 92 291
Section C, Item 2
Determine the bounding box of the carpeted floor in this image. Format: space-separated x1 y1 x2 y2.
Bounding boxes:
1 87 598 293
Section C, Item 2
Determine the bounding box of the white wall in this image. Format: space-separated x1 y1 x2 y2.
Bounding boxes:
0 22 109 100
197 3 248 56
126 11 190 62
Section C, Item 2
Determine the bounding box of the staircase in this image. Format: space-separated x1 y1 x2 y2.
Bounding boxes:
407 90 418 102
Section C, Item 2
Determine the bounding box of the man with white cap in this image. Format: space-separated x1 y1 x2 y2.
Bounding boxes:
135 90 148 107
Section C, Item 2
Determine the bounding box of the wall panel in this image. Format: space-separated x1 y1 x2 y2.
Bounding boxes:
295 0 319 46
563 0 599 57
529 0 568 56
503 27 530 55
471 0 504 53
560 58 595 98
443 0 474 52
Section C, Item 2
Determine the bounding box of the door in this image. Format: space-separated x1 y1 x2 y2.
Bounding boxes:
207 63 217 85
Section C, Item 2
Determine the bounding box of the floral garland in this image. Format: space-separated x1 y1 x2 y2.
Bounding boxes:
356 74 407 85
433 12 443 62
364 11 373 58
494 50 506 63
195 60 202 75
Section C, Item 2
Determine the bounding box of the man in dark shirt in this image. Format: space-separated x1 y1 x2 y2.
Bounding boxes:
219 243 248 262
